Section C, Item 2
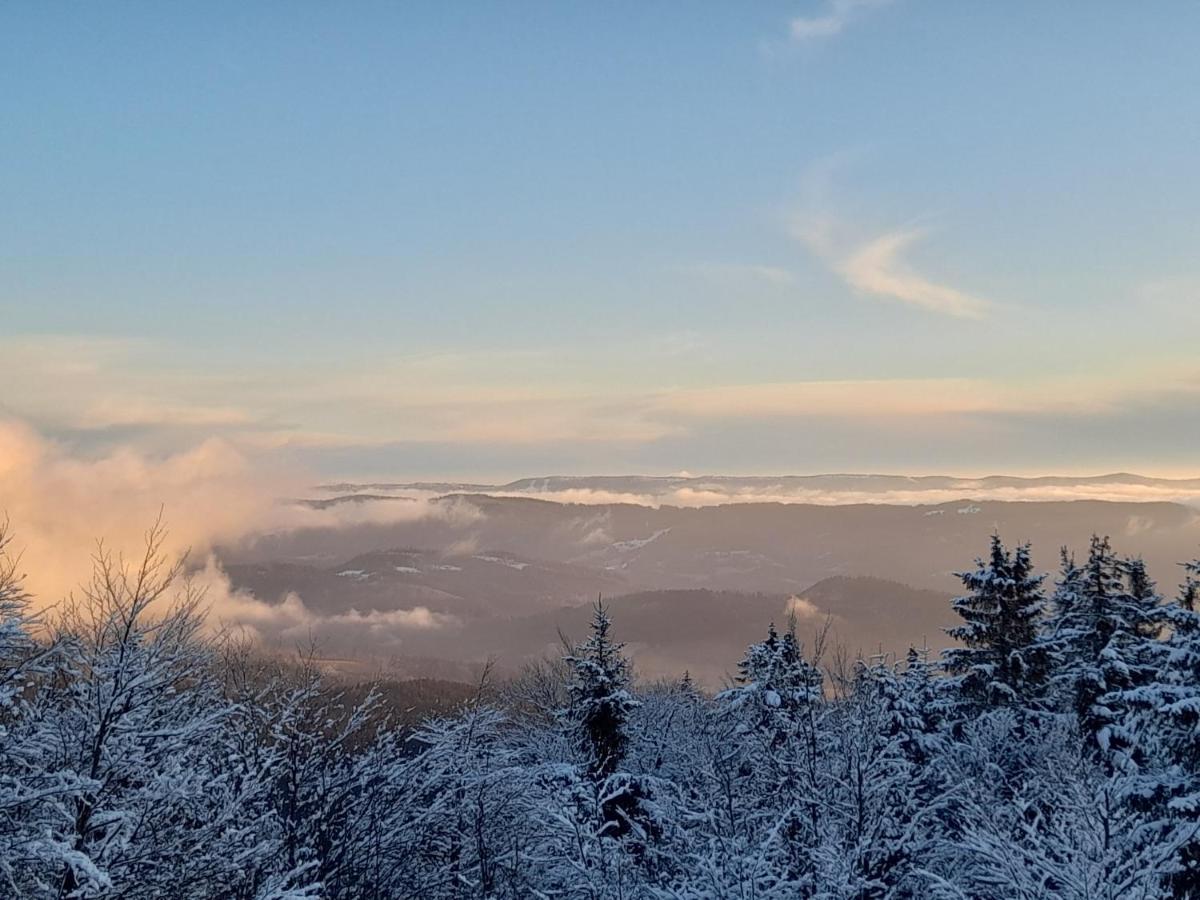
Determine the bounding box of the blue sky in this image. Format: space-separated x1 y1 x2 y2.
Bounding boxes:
4 1 1200 478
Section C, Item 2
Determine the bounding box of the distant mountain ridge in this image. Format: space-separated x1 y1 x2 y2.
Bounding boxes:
316 472 1200 502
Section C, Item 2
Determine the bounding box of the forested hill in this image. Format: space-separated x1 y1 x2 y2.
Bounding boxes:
449 579 954 685
230 496 1200 596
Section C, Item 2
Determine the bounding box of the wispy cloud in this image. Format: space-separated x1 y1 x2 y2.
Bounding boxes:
790 157 993 319
836 229 991 318
791 0 893 41
794 217 992 319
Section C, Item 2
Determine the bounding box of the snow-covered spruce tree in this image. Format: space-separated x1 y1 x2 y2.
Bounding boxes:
1032 545 1087 712
891 647 950 772
942 535 1049 715
812 656 916 897
810 648 950 898
657 623 820 898
1110 556 1200 897
537 603 693 895
716 619 828 891
560 601 650 842
871 647 952 862
724 620 824 746
1183 559 1200 614
1045 536 1163 764
1020 539 1176 897
1162 558 1200 896
563 601 638 784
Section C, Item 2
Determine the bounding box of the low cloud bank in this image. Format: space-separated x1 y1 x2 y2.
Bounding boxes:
193 556 457 652
0 418 476 608
0 419 286 603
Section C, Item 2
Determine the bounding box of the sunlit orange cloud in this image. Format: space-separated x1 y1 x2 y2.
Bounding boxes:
0 419 479 608
0 418 282 603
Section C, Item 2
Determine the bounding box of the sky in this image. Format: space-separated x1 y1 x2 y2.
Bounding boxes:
4 1 1200 481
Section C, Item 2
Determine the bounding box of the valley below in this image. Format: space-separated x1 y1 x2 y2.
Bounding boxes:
214 477 1200 686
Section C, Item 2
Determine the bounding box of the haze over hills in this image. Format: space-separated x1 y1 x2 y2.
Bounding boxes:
214 477 1200 683
447 578 956 685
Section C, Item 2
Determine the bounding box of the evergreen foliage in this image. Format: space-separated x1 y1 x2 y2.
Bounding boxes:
942 535 1048 711
562 601 637 781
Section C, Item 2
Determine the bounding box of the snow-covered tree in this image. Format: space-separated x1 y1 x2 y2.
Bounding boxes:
724 620 824 743
1045 537 1163 763
1161 557 1200 897
891 647 950 770
562 601 638 783
1111 556 1200 897
0 519 43 714
714 620 829 889
0 522 75 897
943 535 1048 713
1158 556 1200 774
30 520 300 898
557 600 666 885
7 511 1200 899
927 711 1178 900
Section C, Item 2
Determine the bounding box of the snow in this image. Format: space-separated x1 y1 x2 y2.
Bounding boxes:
3 523 1197 899
474 554 530 570
611 528 670 553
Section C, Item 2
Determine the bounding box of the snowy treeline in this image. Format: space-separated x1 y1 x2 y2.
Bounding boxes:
3 522 1200 899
